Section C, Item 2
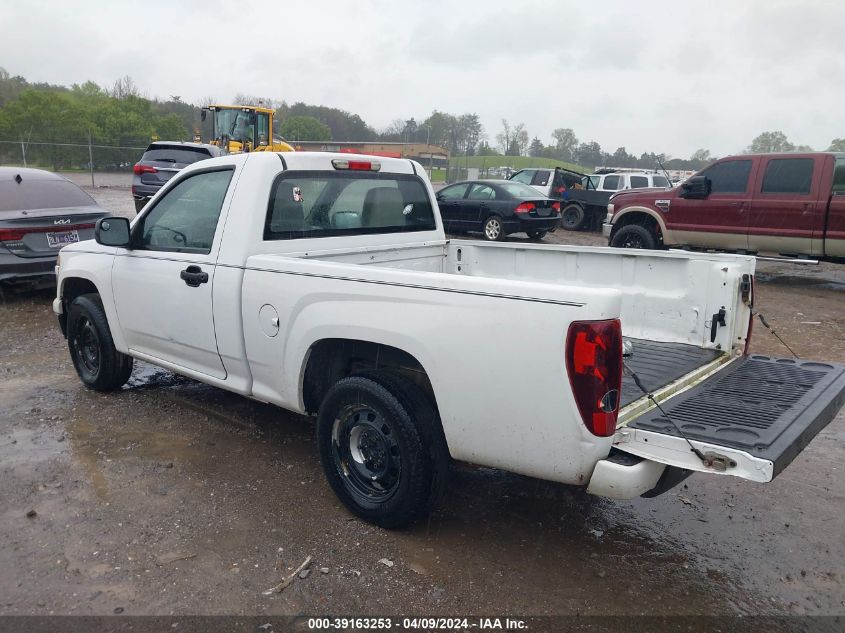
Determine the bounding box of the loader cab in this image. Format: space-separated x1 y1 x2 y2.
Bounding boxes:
203 105 274 154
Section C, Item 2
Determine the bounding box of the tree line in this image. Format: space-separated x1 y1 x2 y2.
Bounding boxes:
2 68 843 172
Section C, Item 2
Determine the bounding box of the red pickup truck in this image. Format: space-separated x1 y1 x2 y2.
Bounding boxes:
603 152 845 258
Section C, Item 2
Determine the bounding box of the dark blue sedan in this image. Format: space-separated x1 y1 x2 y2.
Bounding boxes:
435 180 560 241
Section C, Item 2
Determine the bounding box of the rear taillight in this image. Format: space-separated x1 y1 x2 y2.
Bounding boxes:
515 202 536 214
0 223 95 242
133 163 157 175
551 202 561 212
566 319 623 437
0 228 27 242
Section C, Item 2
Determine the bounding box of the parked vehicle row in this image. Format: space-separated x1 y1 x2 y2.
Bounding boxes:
507 166 671 232
604 152 845 258
53 151 845 529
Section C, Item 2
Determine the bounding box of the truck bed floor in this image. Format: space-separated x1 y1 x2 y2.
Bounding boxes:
620 339 723 408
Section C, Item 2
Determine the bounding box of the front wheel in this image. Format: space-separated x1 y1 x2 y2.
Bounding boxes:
67 294 133 391
316 374 445 528
561 203 587 231
483 215 505 241
610 224 657 249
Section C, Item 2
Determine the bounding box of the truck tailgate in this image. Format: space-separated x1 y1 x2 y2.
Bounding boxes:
616 355 845 482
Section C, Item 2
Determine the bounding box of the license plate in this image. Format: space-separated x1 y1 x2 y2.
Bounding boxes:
46 230 80 248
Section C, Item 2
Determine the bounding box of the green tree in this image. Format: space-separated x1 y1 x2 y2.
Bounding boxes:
748 131 794 153
828 138 845 152
551 128 578 161
279 115 331 142
528 137 544 157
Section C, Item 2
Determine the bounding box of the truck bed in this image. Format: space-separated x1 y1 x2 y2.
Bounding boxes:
620 339 723 408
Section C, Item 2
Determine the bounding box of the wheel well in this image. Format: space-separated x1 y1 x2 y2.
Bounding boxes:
611 212 663 243
302 339 435 415
62 277 99 305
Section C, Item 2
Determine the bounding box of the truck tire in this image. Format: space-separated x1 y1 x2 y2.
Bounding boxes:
610 224 656 250
316 374 445 528
483 215 506 241
561 204 586 231
66 293 133 391
526 230 547 240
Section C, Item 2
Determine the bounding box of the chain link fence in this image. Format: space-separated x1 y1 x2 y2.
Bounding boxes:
0 137 148 187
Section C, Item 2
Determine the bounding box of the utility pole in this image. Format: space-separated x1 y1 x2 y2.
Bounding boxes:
20 135 26 167
88 130 95 188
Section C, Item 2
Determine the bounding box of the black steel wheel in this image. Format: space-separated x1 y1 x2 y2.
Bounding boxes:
610 224 657 249
561 203 586 231
67 294 133 391
526 230 547 240
317 373 446 528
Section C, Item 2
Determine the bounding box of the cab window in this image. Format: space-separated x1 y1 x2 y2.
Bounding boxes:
630 176 649 188
761 158 814 194
264 172 436 240
700 160 752 193
137 168 233 254
833 158 845 194
438 183 469 200
467 184 496 200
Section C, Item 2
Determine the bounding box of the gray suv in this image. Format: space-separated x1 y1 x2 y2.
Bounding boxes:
131 142 220 213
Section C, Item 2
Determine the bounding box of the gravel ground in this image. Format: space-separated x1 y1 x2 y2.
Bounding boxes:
0 174 843 622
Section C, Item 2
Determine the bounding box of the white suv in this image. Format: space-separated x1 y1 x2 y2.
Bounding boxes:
583 171 671 192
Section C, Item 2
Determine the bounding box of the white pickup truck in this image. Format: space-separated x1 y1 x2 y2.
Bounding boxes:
53 151 845 528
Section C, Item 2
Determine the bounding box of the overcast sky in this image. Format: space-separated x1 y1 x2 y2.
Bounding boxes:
1 0 842 158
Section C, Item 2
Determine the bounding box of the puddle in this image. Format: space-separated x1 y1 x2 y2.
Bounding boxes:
0 427 68 467
66 418 202 500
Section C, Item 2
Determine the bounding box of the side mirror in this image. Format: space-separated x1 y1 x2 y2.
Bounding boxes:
95 217 131 248
201 109 207 122
680 175 711 199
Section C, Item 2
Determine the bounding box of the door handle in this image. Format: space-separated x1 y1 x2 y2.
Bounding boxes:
180 265 209 287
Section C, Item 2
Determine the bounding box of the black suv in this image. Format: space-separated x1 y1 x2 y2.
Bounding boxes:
131 142 220 213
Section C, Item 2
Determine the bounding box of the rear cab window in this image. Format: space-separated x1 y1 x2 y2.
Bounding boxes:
601 175 623 191
760 158 814 194
264 172 436 240
531 170 551 186
833 158 845 195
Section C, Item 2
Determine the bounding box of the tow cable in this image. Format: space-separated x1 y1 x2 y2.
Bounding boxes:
622 360 709 466
753 312 800 359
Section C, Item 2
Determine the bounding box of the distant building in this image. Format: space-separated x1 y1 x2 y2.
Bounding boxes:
291 141 449 168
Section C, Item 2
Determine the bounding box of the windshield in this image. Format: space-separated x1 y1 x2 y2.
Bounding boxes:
213 108 255 145
0 179 98 212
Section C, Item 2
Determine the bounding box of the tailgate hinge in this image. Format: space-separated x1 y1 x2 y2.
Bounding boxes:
703 452 737 472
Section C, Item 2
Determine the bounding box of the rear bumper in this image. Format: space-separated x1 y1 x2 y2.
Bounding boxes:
507 217 561 234
0 249 57 283
587 451 666 499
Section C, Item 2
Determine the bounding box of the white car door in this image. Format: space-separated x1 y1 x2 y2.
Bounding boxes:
111 167 235 379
